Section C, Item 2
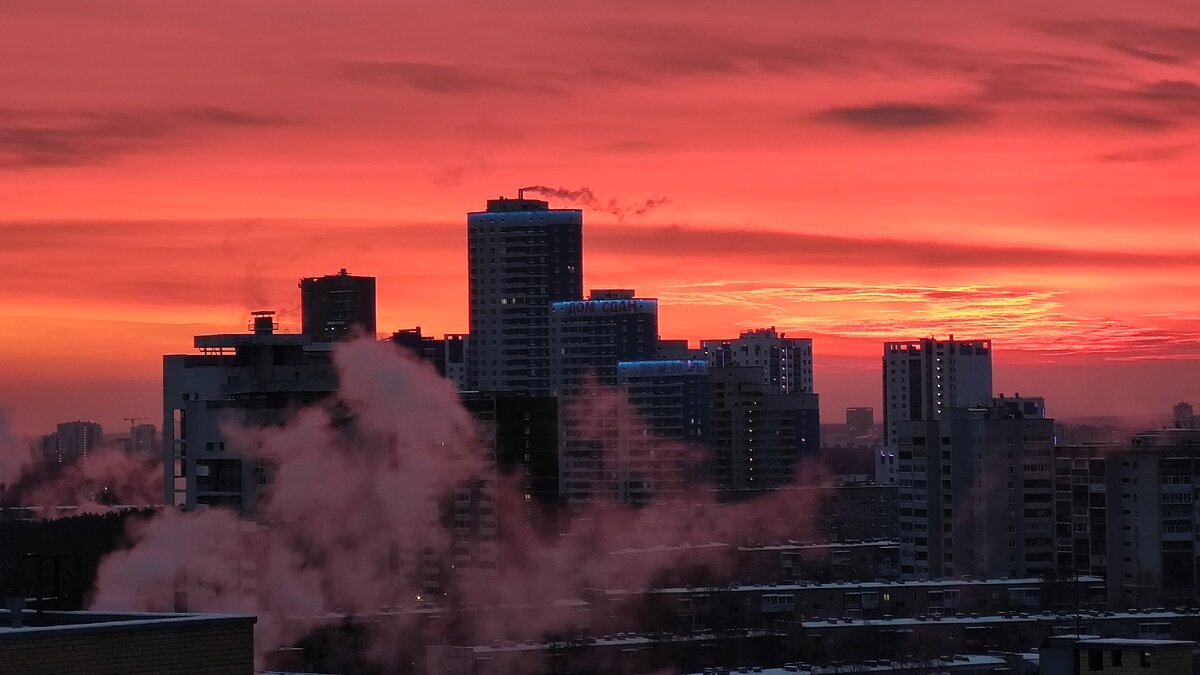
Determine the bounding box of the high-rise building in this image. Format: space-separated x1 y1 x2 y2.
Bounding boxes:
129 423 157 458
557 360 710 505
708 365 820 494
897 395 1054 579
549 289 658 394
388 329 471 390
40 421 103 464
467 196 583 393
702 328 814 395
1174 402 1195 429
882 337 993 445
163 311 337 513
461 392 560 510
1056 428 1200 609
846 407 875 435
437 334 470 390
550 290 659 506
615 360 710 504
299 268 377 342
656 339 703 361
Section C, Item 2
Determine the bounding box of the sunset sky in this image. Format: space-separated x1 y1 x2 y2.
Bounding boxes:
2 1 1199 436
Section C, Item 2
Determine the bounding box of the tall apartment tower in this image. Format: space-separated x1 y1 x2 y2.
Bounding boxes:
883 337 993 445
299 268 377 342
41 421 103 464
129 423 157 458
702 327 814 394
549 289 659 394
467 196 583 393
708 366 820 494
1174 402 1195 429
1056 428 1200 609
611 360 710 504
897 395 1054 579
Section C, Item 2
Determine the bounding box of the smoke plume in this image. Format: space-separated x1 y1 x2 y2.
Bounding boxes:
519 185 669 220
88 339 831 671
19 448 164 515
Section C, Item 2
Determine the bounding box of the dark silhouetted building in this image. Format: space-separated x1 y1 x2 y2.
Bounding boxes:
1175 402 1195 429
461 392 560 509
299 268 377 342
897 395 1054 579
549 289 658 394
609 360 710 504
1056 428 1200 609
128 423 157 458
467 196 583 393
847 407 874 435
0 610 255 675
708 365 820 493
40 421 103 464
389 328 470 390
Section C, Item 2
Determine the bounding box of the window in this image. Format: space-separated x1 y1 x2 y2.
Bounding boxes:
1111 650 1122 667
1088 649 1103 671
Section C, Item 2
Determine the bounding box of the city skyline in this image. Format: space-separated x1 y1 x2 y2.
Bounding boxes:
3 1 1200 434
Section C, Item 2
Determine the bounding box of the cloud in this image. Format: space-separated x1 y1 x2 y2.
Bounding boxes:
655 281 1200 359
1085 109 1178 131
1098 145 1190 163
815 102 988 130
0 107 289 169
338 60 561 95
1033 20 1200 65
590 224 1200 271
1134 80 1200 106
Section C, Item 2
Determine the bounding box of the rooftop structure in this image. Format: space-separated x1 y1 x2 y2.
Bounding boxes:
0 610 255 675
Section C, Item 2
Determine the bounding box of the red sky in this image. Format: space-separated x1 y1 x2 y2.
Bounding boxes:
1 1 1199 436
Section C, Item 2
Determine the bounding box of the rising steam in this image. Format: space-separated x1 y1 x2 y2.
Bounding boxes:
519 185 669 220
85 340 829 671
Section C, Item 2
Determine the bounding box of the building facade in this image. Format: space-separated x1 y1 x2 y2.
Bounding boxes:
702 327 814 395
549 289 659 394
162 311 337 512
898 396 1055 579
467 197 583 393
40 421 103 465
708 365 820 493
564 360 710 502
882 337 993 445
1056 429 1200 609
299 268 377 342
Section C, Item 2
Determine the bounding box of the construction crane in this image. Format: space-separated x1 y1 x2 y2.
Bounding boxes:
123 416 153 430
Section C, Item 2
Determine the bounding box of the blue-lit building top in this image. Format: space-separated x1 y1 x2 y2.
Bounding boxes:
617 360 708 377
550 290 659 393
550 299 657 316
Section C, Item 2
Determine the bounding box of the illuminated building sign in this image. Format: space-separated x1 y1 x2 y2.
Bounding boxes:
617 360 708 376
551 299 657 316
